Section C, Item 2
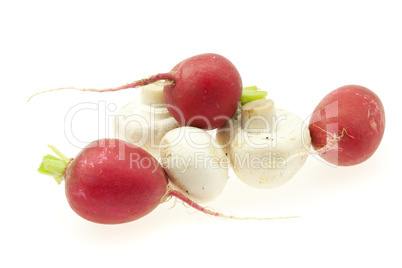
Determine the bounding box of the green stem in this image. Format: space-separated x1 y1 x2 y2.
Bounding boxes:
48 145 70 163
37 145 71 184
241 86 268 105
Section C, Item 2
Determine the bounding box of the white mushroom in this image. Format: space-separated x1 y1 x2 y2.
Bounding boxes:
216 99 311 189
160 127 229 203
114 84 180 157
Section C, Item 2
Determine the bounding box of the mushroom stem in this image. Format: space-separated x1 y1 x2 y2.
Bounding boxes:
241 99 277 133
138 84 172 121
140 83 166 106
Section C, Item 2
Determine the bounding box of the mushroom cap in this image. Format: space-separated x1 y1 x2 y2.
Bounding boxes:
114 85 180 158
160 127 229 203
217 107 311 189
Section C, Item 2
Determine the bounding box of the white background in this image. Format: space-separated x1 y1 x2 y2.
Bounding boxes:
1 0 401 267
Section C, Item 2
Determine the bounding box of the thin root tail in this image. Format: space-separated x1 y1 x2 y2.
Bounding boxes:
27 72 175 102
165 187 299 221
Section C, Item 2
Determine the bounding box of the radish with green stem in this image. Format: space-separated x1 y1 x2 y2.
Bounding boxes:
38 138 296 224
39 139 168 224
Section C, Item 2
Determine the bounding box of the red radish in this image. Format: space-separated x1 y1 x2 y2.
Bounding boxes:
162 54 242 129
40 139 168 224
29 53 243 130
38 138 293 224
309 85 385 166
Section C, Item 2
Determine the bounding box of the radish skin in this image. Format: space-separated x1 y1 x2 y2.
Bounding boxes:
309 85 385 166
64 139 167 224
163 54 242 129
